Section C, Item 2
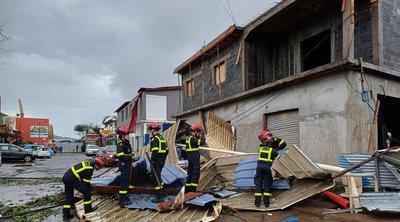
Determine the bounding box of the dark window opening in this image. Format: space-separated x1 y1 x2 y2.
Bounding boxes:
377 94 400 149
301 29 331 71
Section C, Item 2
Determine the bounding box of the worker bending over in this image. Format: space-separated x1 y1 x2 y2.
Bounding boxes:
62 157 105 220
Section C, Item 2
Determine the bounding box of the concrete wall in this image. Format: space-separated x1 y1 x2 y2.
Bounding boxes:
381 0 400 70
181 38 243 111
116 101 134 128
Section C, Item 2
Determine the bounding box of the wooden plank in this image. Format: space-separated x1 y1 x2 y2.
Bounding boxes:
342 0 354 59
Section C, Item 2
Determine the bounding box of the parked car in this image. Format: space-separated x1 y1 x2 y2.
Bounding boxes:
23 144 40 158
36 146 51 158
103 145 118 166
0 143 36 162
85 144 99 156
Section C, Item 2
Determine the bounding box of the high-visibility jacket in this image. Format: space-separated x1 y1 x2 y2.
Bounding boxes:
185 135 205 152
117 139 133 162
258 146 280 165
64 160 95 184
150 133 168 155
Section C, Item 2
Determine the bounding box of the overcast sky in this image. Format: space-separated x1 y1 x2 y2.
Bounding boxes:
0 0 275 138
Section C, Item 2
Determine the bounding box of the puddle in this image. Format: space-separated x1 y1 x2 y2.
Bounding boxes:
0 183 63 206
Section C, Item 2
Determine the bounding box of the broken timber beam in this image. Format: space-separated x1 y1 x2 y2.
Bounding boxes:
177 144 257 155
157 192 203 212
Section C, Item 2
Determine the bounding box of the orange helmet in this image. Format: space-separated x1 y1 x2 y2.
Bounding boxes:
116 126 130 135
94 157 106 169
191 124 202 132
148 122 161 130
259 130 273 143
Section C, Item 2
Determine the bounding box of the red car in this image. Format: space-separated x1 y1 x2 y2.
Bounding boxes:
103 145 118 166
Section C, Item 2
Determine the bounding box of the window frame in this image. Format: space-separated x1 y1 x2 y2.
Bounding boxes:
212 60 227 86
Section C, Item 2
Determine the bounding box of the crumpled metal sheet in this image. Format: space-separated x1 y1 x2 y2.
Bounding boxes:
75 195 223 222
125 194 176 210
186 194 217 206
272 145 331 179
359 192 400 212
222 178 335 211
90 157 187 188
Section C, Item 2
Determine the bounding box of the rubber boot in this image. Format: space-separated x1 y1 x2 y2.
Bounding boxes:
84 204 97 214
254 196 261 207
264 196 270 208
119 199 132 207
151 190 165 203
63 208 73 221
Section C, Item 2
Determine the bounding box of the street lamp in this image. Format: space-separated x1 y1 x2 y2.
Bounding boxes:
37 120 43 145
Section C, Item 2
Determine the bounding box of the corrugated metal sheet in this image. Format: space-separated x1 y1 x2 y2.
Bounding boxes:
339 153 400 189
198 154 256 190
136 120 180 166
91 157 186 188
186 194 217 207
233 155 290 189
222 179 335 211
266 110 299 148
125 194 175 210
76 195 222 222
273 145 331 179
359 192 400 212
204 112 236 159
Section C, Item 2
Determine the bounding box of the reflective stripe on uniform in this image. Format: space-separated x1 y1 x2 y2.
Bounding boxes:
279 139 285 146
258 147 273 162
186 136 199 152
263 192 272 196
83 200 92 205
155 135 168 153
190 183 198 187
63 204 71 208
128 185 135 189
117 152 124 157
71 161 93 181
155 186 162 190
254 193 262 196
83 178 91 183
119 190 128 194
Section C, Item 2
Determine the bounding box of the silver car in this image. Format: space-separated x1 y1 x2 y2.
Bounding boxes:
85 144 99 156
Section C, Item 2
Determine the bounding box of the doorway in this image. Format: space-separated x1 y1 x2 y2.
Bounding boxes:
377 94 400 149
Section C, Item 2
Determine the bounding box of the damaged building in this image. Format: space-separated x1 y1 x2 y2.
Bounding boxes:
174 0 400 165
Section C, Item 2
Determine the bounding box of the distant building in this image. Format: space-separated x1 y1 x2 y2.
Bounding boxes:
115 86 180 151
15 117 50 145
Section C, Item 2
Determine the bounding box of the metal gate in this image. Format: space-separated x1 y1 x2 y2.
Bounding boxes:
266 109 300 147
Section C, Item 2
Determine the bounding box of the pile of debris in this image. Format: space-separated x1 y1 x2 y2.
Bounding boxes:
74 118 400 221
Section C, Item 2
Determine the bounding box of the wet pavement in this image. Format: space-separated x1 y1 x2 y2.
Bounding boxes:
0 153 109 221
0 153 105 178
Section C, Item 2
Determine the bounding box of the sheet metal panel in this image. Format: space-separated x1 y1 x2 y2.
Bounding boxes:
222 179 335 211
125 194 176 210
339 153 400 189
75 195 222 222
186 194 217 206
359 192 400 212
272 145 331 179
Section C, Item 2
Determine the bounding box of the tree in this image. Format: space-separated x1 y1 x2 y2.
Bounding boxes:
89 123 103 137
74 124 90 139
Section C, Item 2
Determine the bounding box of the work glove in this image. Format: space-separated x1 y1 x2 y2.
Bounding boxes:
130 154 135 160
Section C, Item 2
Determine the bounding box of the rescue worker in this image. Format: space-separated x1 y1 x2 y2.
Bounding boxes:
148 122 168 203
254 130 281 208
116 126 135 207
185 124 206 193
62 157 105 221
263 129 286 150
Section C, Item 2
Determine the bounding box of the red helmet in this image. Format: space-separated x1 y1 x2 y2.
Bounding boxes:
191 124 202 131
148 122 161 130
259 130 273 143
94 157 106 169
116 126 130 135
